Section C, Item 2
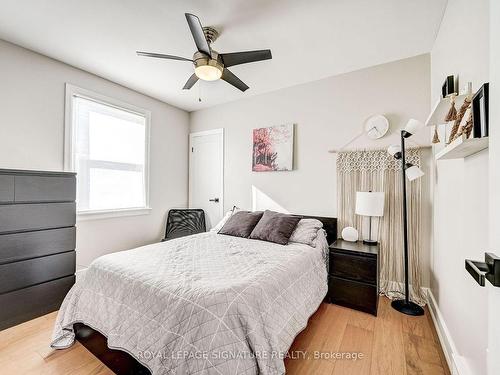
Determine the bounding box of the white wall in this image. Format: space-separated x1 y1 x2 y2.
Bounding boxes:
430 1 490 374
190 54 432 285
0 39 189 268
488 1 500 373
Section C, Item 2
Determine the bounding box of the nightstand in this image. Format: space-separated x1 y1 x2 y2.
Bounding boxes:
328 239 379 316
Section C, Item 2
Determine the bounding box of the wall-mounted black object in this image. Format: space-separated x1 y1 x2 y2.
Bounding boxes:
472 83 489 138
466 253 500 287
442 75 457 98
0 168 76 330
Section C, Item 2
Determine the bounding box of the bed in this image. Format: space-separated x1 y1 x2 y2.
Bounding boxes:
51 215 336 375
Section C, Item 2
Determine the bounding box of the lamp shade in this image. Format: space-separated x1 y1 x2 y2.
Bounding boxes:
355 192 385 217
405 165 425 181
404 119 424 135
387 144 402 158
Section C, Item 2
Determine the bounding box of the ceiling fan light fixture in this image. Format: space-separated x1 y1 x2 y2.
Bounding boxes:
194 59 223 81
137 13 272 92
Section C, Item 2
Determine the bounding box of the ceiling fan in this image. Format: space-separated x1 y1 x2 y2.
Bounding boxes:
137 13 272 92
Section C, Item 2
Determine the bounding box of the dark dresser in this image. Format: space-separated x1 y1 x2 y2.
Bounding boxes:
328 239 379 316
0 168 76 330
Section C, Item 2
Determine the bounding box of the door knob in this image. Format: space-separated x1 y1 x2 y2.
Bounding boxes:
209 198 219 203
465 252 500 287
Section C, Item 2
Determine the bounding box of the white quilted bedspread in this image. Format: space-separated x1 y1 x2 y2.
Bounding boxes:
51 232 328 375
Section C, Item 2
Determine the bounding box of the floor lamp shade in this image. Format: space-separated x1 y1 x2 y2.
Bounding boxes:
355 192 385 217
387 144 402 158
405 165 425 181
404 119 424 135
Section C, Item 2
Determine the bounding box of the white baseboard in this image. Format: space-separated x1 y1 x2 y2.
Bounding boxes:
425 288 471 375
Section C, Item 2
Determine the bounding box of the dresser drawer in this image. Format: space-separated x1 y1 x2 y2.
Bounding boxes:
0 251 75 294
0 227 76 264
0 175 15 203
14 175 76 203
330 252 377 284
329 276 378 315
0 275 75 330
0 202 75 234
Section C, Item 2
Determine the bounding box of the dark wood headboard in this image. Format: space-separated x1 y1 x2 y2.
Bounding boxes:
300 215 337 245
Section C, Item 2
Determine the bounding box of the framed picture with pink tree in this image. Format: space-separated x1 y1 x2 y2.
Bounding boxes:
252 124 294 172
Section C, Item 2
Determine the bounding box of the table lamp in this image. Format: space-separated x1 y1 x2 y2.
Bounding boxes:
355 191 385 245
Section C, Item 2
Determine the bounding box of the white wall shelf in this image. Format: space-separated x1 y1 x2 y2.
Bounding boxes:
435 135 489 160
425 94 469 127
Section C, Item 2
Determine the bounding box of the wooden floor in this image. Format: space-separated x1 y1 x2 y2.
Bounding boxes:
0 297 449 375
285 298 450 375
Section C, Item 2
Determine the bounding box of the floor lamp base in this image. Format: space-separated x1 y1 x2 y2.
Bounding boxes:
391 299 424 316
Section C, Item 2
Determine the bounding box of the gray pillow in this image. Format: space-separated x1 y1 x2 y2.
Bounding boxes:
289 218 324 246
249 210 301 245
218 211 263 238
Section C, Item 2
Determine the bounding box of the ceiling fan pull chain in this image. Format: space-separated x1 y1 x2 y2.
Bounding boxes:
198 81 202 102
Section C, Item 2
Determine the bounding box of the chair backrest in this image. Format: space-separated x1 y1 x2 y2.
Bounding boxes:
164 209 206 240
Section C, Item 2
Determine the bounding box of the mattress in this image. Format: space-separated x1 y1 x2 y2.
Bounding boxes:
51 231 328 374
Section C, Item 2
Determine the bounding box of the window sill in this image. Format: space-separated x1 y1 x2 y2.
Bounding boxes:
77 207 152 221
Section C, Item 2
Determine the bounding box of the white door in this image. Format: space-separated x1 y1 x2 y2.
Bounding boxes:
488 2 500 373
189 129 224 229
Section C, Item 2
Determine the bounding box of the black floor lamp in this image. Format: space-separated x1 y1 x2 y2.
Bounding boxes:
387 119 425 316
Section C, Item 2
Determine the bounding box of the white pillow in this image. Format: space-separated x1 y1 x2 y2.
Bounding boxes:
313 228 329 250
288 218 323 246
210 207 240 232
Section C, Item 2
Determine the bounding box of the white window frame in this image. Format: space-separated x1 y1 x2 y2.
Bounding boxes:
64 83 151 220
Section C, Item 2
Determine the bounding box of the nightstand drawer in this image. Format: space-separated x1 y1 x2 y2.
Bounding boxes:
330 252 377 284
328 276 378 315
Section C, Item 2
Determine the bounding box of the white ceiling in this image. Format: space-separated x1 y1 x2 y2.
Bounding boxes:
0 0 447 112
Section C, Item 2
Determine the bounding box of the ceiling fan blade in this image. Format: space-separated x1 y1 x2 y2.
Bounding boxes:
220 50 272 67
221 68 249 92
185 13 211 56
183 73 199 90
136 51 192 62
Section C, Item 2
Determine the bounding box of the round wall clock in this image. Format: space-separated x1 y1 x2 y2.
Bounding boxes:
365 115 389 139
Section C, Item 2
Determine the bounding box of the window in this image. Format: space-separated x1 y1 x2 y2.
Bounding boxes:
64 84 150 219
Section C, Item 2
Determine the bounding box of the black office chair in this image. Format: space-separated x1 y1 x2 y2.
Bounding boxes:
162 209 206 241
